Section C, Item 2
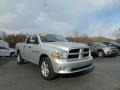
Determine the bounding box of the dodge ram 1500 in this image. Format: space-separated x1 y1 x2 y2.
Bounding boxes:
16 34 94 80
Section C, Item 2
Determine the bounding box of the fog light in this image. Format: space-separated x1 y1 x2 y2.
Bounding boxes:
59 67 67 70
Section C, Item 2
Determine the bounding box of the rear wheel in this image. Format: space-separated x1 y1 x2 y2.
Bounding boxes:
17 52 24 64
98 51 105 57
10 52 15 57
40 57 56 80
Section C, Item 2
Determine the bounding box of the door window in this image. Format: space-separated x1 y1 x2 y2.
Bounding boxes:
31 35 39 44
26 36 31 44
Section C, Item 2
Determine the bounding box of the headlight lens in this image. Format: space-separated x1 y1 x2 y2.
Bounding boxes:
105 47 111 52
52 51 67 59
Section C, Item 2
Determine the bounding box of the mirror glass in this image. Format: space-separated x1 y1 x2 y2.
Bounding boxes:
30 40 35 44
109 44 112 46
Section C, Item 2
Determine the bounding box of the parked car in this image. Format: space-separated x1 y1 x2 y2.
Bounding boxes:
103 42 120 55
87 43 118 57
0 40 9 47
0 47 16 57
86 43 98 56
16 33 94 80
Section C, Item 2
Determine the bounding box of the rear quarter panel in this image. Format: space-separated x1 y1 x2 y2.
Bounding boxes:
16 43 25 56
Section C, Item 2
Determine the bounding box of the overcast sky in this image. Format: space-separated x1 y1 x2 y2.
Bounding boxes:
0 0 120 38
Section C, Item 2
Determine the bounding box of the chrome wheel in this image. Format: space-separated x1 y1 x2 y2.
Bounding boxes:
41 61 49 77
98 51 104 57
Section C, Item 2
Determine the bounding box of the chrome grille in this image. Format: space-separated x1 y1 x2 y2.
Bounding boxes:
69 49 80 53
68 48 90 60
111 48 118 52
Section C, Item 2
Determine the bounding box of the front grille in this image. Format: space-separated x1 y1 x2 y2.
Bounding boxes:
69 49 80 53
68 55 79 59
82 48 89 52
112 50 117 52
68 48 90 60
111 48 118 52
83 53 89 57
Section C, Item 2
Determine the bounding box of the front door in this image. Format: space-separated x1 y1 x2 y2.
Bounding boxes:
30 34 40 64
23 36 33 61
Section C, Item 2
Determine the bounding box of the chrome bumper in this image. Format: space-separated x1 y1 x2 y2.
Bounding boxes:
51 56 94 74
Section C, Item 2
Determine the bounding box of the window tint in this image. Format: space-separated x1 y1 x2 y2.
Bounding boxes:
111 42 120 45
104 42 110 45
26 36 31 44
31 35 39 44
87 43 94 46
40 34 67 42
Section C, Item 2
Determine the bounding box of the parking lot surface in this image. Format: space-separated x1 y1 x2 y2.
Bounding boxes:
0 56 120 90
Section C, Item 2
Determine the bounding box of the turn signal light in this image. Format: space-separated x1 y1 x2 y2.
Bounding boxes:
52 53 60 59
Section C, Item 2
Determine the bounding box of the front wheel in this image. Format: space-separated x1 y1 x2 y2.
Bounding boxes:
17 52 24 64
98 51 105 57
40 57 56 80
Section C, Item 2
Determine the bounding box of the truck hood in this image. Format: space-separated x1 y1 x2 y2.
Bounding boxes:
42 42 88 51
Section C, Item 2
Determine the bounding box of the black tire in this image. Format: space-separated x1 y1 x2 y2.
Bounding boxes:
17 52 24 64
40 57 56 80
98 50 105 57
10 52 15 57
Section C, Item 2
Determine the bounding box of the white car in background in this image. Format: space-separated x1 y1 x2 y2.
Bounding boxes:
0 47 16 57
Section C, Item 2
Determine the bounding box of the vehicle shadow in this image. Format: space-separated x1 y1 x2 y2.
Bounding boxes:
24 60 95 80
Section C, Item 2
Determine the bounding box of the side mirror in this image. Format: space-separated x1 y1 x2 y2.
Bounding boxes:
93 45 96 47
109 44 112 46
30 40 35 44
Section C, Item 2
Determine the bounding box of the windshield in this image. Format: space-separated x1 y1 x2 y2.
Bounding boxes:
39 34 67 42
95 43 107 47
111 42 120 45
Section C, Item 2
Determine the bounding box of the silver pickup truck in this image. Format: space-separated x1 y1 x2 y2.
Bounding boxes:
16 34 94 80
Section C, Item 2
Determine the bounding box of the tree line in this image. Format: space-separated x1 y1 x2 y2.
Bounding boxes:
1 33 113 48
0 29 120 48
4 33 27 48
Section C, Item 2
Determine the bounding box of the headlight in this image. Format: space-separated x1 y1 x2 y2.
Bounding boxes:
104 47 111 52
51 51 67 59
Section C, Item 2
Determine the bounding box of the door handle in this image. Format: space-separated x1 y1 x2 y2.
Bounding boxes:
23 46 26 48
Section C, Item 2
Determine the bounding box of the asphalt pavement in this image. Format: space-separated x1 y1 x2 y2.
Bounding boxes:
0 56 120 90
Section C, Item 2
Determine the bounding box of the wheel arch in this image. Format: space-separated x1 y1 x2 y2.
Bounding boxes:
39 54 49 65
16 49 20 55
10 52 15 56
98 49 104 52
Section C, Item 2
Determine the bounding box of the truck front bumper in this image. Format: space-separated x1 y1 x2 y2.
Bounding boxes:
104 51 118 56
51 56 94 74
